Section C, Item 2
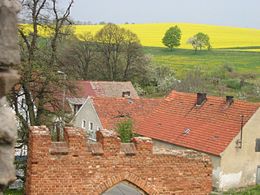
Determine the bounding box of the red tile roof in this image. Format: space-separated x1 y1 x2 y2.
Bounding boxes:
73 81 96 97
42 80 139 113
136 91 260 156
71 81 139 98
91 97 162 130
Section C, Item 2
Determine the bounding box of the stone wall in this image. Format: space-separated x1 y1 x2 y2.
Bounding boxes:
0 0 20 194
26 127 212 195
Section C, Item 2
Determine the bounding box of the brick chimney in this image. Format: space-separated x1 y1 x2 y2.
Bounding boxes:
122 91 131 98
196 93 207 106
226 96 234 106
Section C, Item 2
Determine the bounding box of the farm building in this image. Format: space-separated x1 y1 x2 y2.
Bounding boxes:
70 97 162 140
136 91 260 191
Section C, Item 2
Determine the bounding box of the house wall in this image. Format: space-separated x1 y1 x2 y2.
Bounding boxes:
25 126 212 195
220 108 260 191
72 99 102 140
153 139 221 189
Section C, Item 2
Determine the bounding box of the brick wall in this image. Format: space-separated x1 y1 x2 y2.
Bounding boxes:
25 126 212 195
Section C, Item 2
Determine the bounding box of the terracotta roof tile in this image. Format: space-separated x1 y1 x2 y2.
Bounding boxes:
71 81 139 98
136 91 259 156
91 97 162 130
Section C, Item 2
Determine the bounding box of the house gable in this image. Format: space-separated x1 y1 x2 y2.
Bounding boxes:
71 98 103 140
219 108 260 190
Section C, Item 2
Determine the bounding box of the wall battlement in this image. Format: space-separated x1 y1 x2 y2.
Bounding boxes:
26 126 212 194
29 126 155 157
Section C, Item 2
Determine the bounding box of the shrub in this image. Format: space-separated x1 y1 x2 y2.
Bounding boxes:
116 119 133 143
224 79 241 90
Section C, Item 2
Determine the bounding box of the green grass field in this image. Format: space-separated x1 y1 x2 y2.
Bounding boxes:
143 47 260 77
143 46 260 101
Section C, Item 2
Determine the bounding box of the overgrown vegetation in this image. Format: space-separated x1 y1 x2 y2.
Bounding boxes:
142 47 260 101
3 189 24 195
116 119 134 143
223 185 260 194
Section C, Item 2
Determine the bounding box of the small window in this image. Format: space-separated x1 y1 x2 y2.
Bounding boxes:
255 139 260 152
89 122 94 131
74 104 82 113
82 120 86 128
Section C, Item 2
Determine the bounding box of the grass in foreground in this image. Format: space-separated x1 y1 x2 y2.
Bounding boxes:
3 189 23 195
223 185 260 195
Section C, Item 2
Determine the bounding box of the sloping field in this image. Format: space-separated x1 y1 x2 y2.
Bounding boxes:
74 23 260 49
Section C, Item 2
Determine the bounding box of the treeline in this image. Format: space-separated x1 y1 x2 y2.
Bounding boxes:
60 23 149 84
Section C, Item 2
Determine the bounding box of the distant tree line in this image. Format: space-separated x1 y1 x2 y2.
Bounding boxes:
60 23 150 84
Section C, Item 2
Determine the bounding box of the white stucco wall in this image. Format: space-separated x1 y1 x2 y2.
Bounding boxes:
71 99 103 140
219 108 260 191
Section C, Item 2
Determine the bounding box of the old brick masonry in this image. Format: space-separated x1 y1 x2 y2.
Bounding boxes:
25 126 212 194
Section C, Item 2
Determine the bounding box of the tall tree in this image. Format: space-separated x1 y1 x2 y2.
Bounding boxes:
63 23 149 82
95 24 125 80
10 0 74 141
162 25 182 50
59 32 96 80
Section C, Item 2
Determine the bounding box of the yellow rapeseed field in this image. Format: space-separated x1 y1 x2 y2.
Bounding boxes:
74 23 260 49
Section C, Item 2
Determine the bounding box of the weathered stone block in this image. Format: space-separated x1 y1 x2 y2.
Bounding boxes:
0 69 20 98
0 98 17 188
0 0 21 66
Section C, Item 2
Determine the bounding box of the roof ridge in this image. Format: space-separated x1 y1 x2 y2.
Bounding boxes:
167 90 260 106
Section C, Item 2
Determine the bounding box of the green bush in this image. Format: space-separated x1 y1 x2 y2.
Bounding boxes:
224 79 242 90
116 119 133 143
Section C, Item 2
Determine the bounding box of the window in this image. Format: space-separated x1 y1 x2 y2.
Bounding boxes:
255 139 260 152
74 104 82 113
82 120 86 128
89 122 94 131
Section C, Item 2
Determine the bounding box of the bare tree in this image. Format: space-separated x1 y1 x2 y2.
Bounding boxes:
61 24 149 82
60 32 96 80
10 0 74 140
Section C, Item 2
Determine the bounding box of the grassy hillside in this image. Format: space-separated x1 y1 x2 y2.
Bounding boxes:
144 47 260 76
74 23 260 50
144 47 260 101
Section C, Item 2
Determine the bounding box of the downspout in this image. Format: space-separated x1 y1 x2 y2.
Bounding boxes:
240 115 244 148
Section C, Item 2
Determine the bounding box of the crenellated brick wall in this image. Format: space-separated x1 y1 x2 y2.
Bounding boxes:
25 126 212 195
